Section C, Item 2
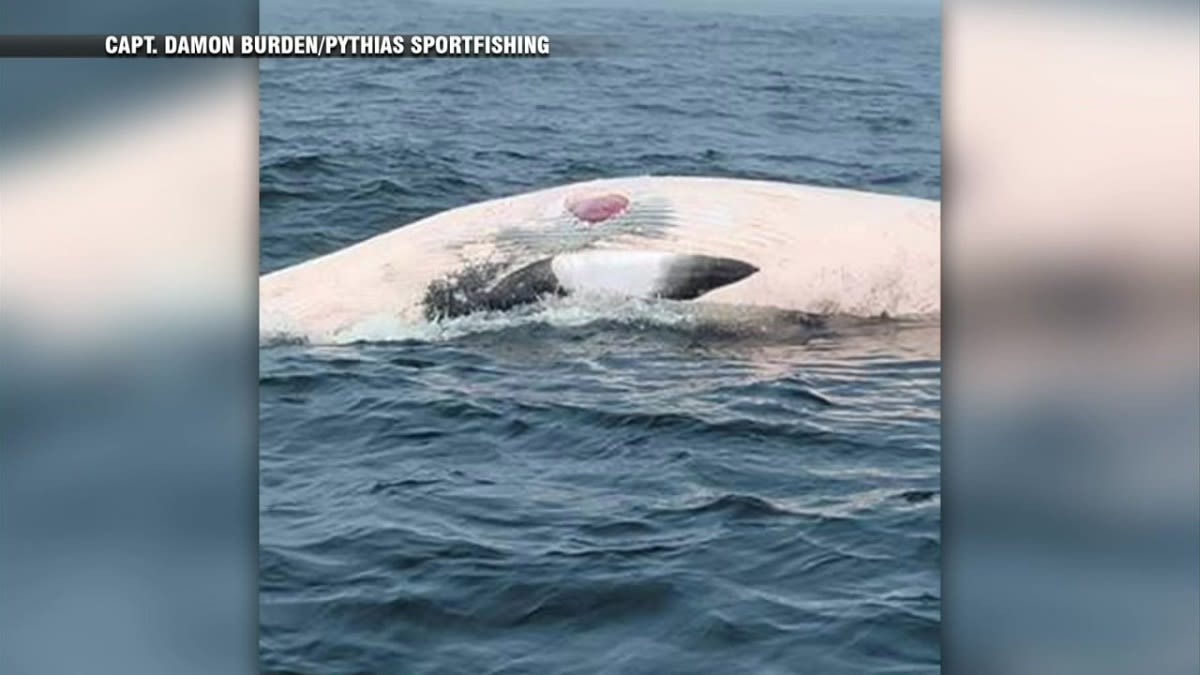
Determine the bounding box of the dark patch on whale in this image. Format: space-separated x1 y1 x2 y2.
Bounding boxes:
421 260 509 321
484 258 566 312
422 251 760 321
655 255 759 300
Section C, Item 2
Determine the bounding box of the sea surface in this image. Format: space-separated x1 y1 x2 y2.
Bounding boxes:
259 1 941 673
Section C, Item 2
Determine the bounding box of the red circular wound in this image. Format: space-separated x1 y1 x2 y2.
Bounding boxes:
566 193 629 223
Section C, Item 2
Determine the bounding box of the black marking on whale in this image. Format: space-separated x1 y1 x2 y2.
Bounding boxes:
654 255 760 300
421 260 510 321
422 251 759 321
486 258 564 311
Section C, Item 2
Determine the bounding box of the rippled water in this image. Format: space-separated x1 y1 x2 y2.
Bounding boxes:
259 2 941 673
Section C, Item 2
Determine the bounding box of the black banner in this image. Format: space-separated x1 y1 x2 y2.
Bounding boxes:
0 34 561 58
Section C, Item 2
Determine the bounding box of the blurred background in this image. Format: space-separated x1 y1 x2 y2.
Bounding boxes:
1 1 1196 674
944 3 1198 673
0 1 259 674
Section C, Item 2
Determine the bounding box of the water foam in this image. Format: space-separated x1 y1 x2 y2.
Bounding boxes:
261 295 735 347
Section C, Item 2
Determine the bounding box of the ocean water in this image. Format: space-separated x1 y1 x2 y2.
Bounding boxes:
259 2 941 673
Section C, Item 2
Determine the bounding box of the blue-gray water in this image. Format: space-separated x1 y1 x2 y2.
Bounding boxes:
259 2 941 673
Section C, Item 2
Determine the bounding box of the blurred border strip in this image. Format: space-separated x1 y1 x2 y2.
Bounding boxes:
2 68 259 349
1 65 261 675
945 2 1198 674
0 0 259 673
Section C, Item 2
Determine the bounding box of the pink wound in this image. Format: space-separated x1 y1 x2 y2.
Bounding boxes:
566 193 629 223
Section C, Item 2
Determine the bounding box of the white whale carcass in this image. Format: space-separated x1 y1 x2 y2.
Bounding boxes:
260 176 939 343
